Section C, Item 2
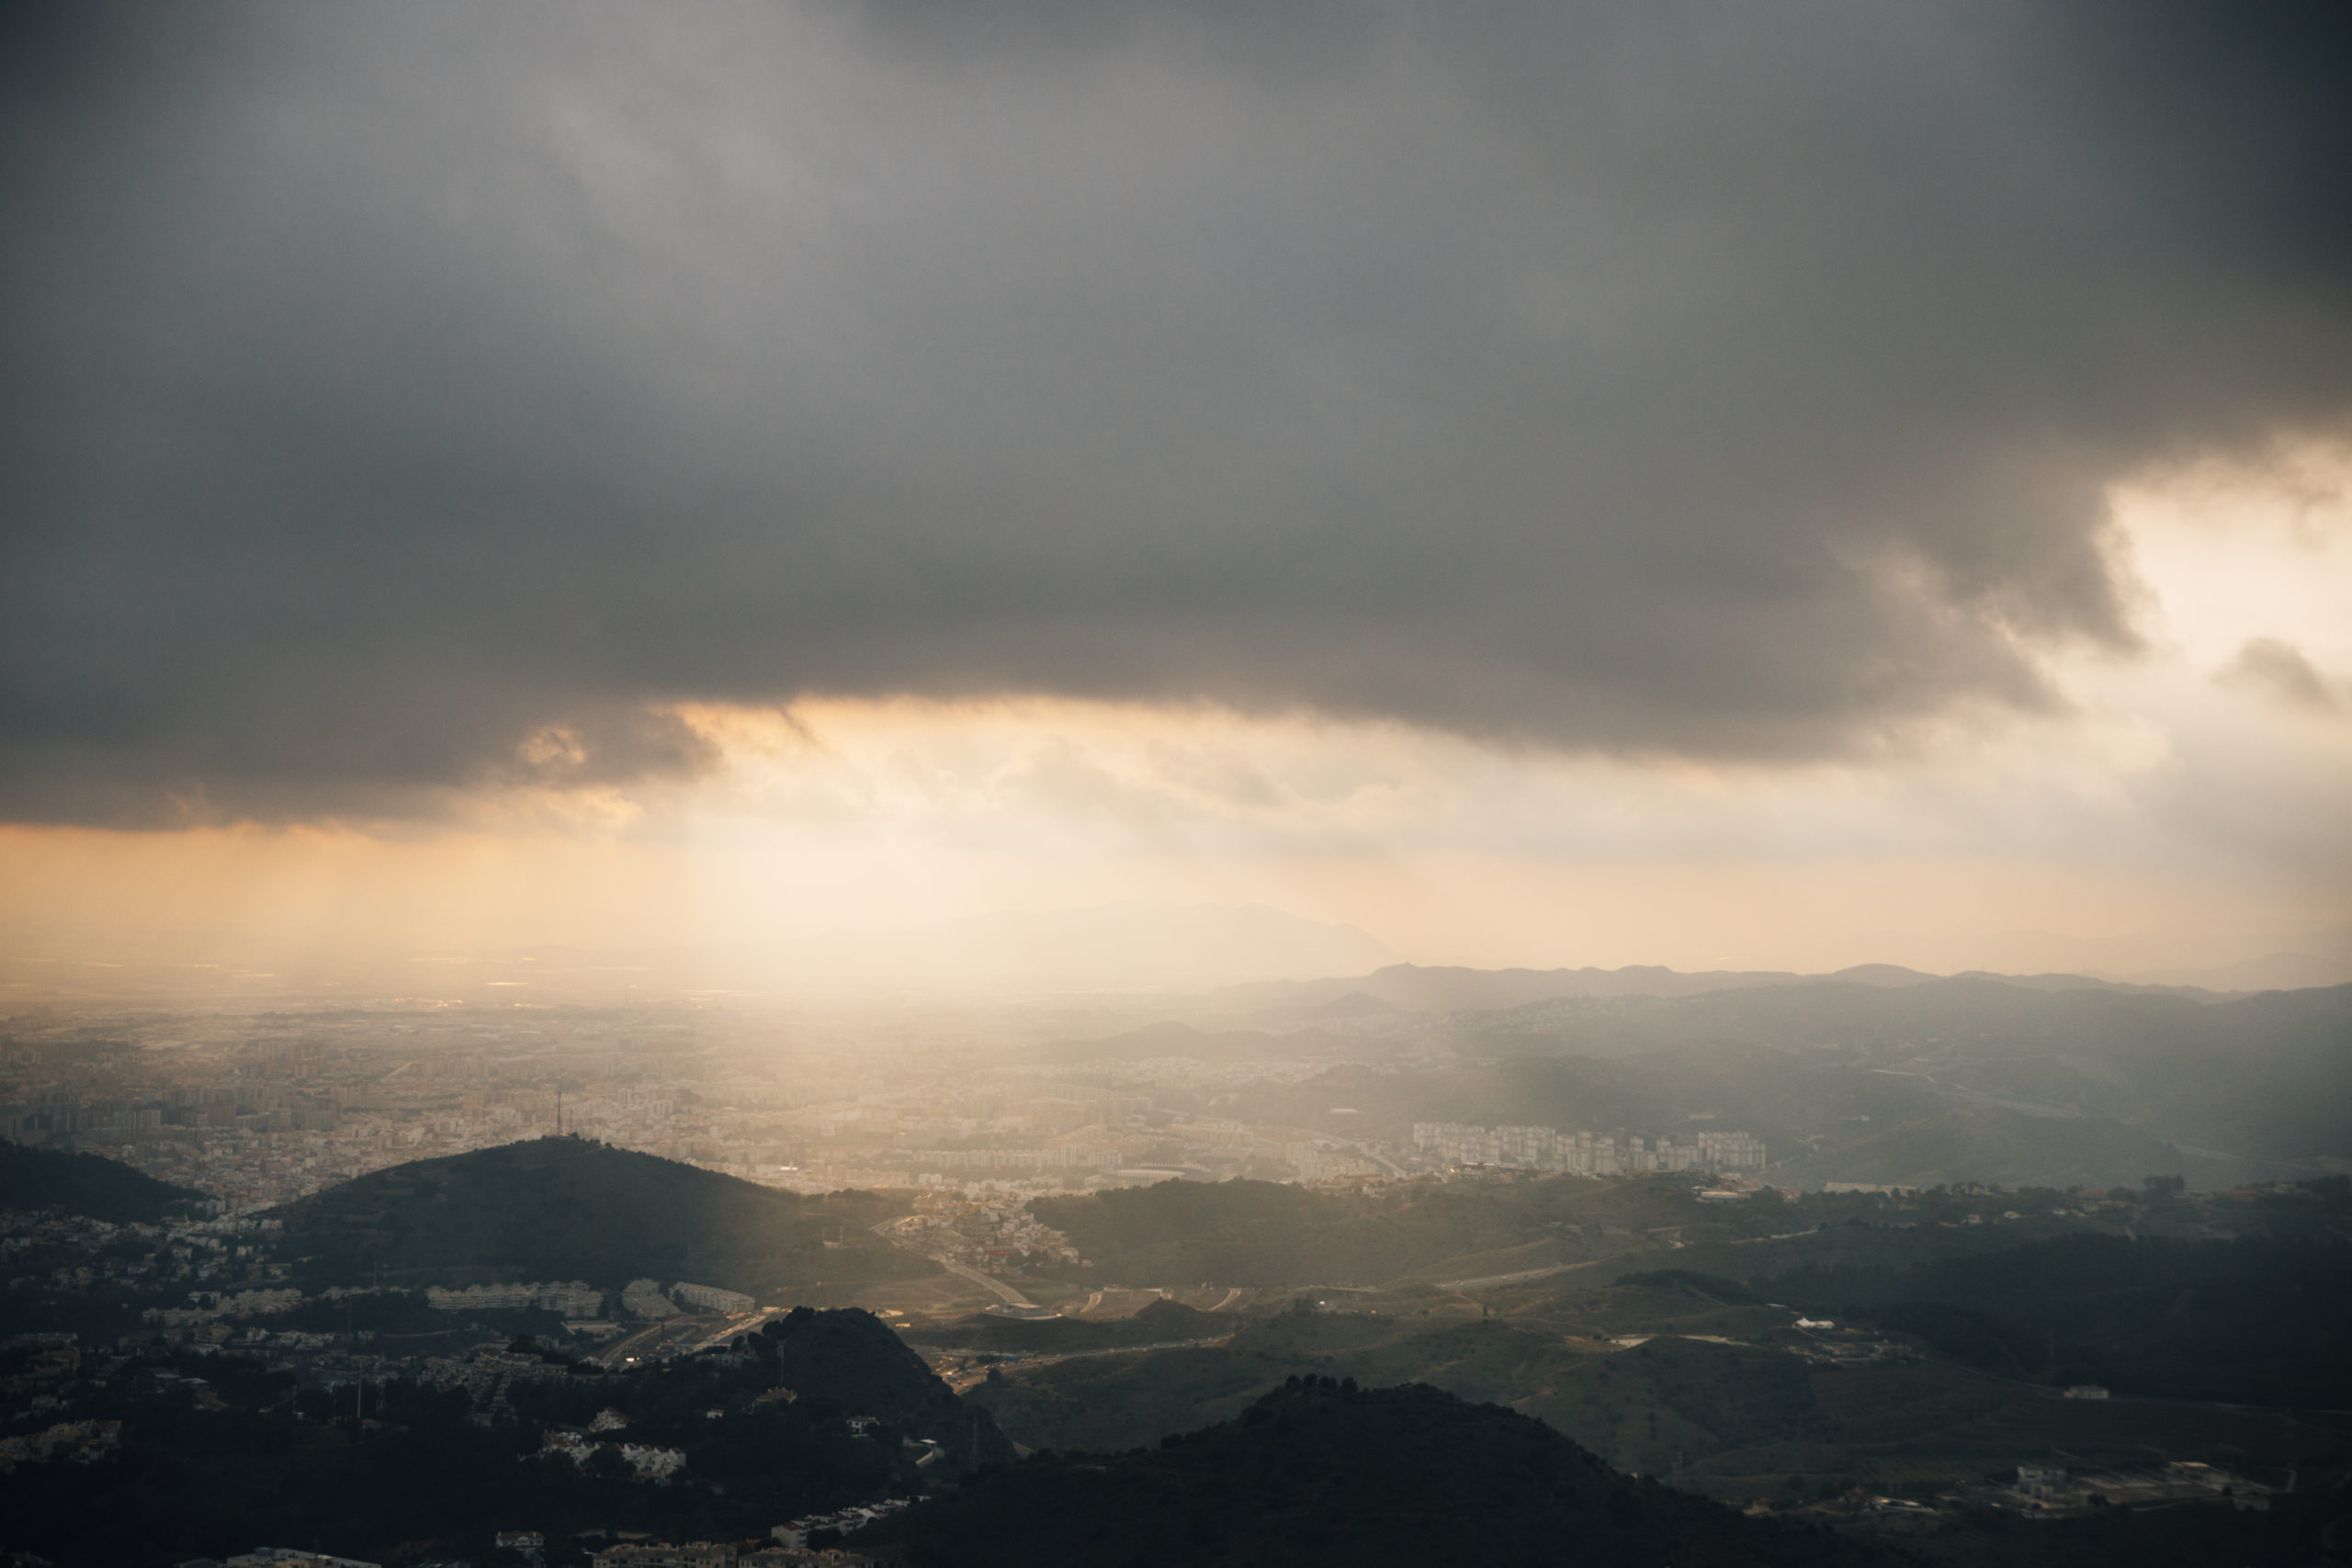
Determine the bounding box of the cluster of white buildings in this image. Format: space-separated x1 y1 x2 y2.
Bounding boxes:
142 1285 307 1330
591 1544 876 1568
424 1280 603 1315
889 1194 1083 1270
413 1277 753 1320
416 1343 572 1404
1284 1143 1385 1181
1412 1122 1766 1174
540 1426 687 1482
773 1495 917 1550
672 1280 755 1314
0 1416 120 1472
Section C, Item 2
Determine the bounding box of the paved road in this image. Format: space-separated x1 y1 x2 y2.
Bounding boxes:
1434 1248 1640 1293
1729 1225 1823 1247
591 1313 722 1369
944 1335 1234 1393
936 1255 1035 1307
870 1217 1040 1310
588 1306 786 1369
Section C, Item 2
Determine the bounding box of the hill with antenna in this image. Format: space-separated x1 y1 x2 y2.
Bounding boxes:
273 1136 931 1297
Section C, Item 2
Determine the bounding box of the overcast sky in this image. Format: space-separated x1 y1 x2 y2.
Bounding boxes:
3 2 2347 985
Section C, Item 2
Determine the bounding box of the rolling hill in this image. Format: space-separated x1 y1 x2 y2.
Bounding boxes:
0 1140 207 1224
859 1377 1885 1567
917 1296 1225 1356
272 1135 933 1297
757 1305 1016 1461
966 1260 2352 1528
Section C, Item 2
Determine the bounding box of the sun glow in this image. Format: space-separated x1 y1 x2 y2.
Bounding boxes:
3 452 2346 997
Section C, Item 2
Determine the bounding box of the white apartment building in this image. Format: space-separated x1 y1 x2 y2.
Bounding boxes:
1411 1122 1764 1175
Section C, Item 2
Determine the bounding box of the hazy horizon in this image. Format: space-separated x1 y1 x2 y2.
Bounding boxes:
5 4 2348 998
4 894 2345 1012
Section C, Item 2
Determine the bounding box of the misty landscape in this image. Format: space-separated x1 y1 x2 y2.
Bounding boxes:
6 948 2348 1565
5 1 2351 1565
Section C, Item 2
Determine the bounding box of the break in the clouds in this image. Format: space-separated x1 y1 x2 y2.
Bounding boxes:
4 1 2350 823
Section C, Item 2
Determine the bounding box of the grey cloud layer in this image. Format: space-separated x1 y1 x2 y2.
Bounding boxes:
5 1 2350 821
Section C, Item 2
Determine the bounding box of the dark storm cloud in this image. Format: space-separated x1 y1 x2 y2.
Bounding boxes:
4 0 2349 822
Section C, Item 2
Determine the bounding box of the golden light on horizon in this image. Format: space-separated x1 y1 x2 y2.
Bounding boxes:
0 448 2345 998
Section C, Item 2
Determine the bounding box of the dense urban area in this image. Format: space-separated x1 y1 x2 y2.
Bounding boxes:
0 1000 1786 1212
5 971 2349 1567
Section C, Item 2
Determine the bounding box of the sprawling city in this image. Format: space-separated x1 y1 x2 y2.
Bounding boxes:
6 961 2349 1565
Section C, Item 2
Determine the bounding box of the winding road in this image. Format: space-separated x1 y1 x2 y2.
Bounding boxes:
935 1255 1036 1308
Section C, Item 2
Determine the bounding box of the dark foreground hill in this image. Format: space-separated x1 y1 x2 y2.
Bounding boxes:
0 1140 205 1224
857 1379 1885 1568
274 1136 932 1296
761 1305 1015 1462
0 1307 1012 1567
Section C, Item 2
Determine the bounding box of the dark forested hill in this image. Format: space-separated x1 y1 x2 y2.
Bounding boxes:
857 1378 1886 1567
761 1305 1013 1461
0 1307 1011 1567
1768 1227 2352 1407
0 1140 205 1224
273 1135 932 1296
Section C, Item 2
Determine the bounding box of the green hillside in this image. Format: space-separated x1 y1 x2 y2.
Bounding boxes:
1028 1175 1711 1288
966 1266 2351 1512
921 1296 1224 1355
859 1378 1885 1567
967 1339 1277 1453
967 1286 1815 1474
0 1140 206 1224
1769 1228 2352 1406
273 1135 933 1297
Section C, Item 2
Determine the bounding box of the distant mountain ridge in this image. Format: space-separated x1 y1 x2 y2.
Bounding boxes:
1209 960 2253 1015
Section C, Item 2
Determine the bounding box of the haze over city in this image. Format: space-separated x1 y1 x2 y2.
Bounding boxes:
2 6 2349 1568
